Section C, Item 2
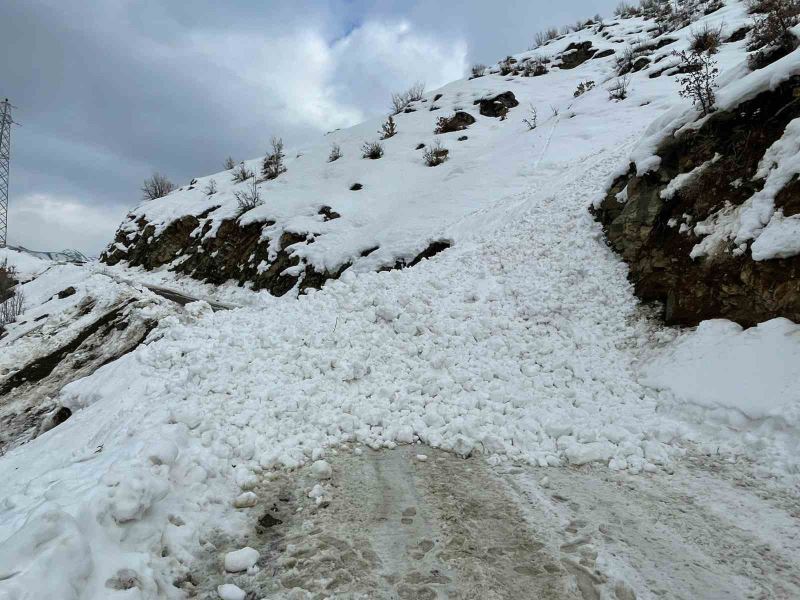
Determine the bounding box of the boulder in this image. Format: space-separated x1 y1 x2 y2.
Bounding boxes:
474 92 519 118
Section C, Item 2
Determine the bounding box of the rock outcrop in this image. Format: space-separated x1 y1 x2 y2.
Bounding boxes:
593 75 800 326
559 42 598 69
474 92 519 118
103 211 452 297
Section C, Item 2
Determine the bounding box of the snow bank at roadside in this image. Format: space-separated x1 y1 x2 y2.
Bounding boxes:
641 318 800 474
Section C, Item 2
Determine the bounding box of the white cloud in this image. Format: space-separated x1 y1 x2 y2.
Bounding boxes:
8 193 127 256
181 19 467 134
330 20 468 113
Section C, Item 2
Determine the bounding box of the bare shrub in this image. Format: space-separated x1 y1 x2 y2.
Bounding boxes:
523 105 538 130
380 115 397 139
499 56 515 76
608 75 631 100
749 0 800 52
522 56 548 76
535 28 560 47
574 80 596 97
0 260 16 302
328 143 342 162
361 141 384 159
204 178 217 195
614 1 635 16
224 156 236 170
0 262 23 334
617 45 636 75
232 162 254 183
675 50 718 115
233 176 262 212
471 64 487 78
407 82 425 102
690 22 723 54
262 137 287 180
391 82 426 114
422 140 449 166
141 172 175 201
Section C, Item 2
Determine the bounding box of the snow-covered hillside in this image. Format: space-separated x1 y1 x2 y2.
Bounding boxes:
2 1 800 598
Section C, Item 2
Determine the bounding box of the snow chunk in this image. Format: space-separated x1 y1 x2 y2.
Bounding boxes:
311 460 332 480
218 583 246 600
233 492 258 508
565 441 616 465
224 547 260 572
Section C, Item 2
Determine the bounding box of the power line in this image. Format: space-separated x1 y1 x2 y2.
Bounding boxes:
0 98 17 248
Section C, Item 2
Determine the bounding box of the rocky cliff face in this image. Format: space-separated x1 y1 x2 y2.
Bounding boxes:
102 210 449 296
594 74 800 326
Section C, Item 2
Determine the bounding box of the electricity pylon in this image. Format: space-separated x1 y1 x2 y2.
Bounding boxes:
0 99 17 248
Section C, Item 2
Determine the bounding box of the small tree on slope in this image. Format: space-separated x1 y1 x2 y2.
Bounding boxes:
676 50 719 116
141 172 175 200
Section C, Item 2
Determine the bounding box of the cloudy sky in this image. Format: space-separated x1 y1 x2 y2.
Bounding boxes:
1 0 617 255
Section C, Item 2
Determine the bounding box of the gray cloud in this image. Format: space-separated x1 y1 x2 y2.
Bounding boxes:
0 0 617 255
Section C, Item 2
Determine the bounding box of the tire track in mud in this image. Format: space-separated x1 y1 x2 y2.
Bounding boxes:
197 446 800 600
196 446 579 599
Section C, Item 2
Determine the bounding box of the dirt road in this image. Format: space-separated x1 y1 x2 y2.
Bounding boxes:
195 446 800 599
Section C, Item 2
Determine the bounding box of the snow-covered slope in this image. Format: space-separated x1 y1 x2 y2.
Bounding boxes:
0 247 52 281
2 1 799 598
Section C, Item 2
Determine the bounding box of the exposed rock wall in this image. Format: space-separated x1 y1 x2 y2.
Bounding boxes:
593 76 800 326
103 210 451 296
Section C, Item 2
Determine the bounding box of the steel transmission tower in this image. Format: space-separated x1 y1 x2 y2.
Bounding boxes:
0 99 16 248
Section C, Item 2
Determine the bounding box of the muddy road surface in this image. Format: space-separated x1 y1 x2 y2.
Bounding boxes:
194 445 800 599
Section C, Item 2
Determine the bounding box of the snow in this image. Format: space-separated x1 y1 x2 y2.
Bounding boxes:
233 492 258 508
1 2 799 598
0 246 51 280
224 547 260 572
310 460 332 480
641 318 800 421
660 153 720 200
217 583 246 600
751 212 800 259
641 318 800 473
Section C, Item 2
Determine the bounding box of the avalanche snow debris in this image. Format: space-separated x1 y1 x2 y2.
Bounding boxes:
1 3 798 598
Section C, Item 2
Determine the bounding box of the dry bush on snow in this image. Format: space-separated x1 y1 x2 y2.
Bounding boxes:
232 163 254 183
0 261 23 335
361 141 384 159
534 28 560 48
574 80 596 97
608 75 631 100
471 64 487 78
675 50 719 115
328 143 343 162
422 140 449 166
140 172 175 201
262 137 287 180
391 82 426 114
380 115 397 139
224 156 236 170
233 176 262 212
204 178 217 195
523 105 538 130
690 22 724 54
748 0 799 64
